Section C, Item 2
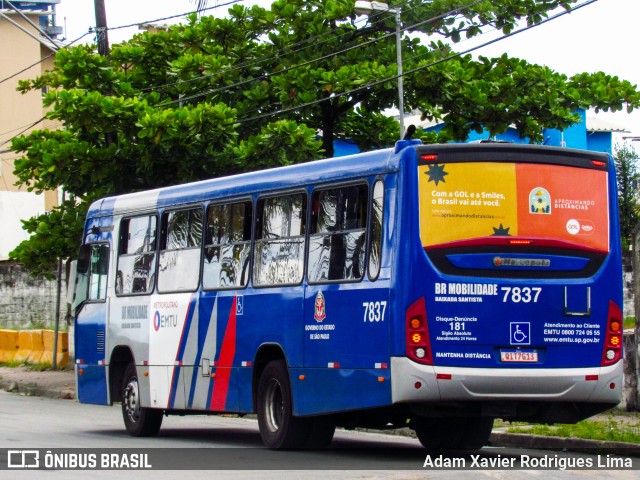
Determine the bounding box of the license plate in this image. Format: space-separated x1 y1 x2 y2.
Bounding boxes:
500 350 538 363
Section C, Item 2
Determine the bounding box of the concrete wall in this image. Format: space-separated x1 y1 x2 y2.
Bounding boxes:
0 261 67 329
622 330 638 412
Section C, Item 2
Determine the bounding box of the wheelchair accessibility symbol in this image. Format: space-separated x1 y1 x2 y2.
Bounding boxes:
510 322 531 345
236 296 244 316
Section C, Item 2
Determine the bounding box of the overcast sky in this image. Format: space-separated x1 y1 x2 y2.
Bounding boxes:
55 0 640 144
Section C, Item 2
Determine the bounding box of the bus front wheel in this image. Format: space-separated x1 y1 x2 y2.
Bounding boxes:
121 363 163 437
257 360 310 449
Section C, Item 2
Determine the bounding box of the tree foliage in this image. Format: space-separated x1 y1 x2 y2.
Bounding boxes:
9 0 640 275
614 144 640 250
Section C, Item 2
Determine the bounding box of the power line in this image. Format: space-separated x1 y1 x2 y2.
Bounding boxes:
107 0 245 31
1 0 596 147
230 0 599 125
0 0 247 87
139 1 407 95
0 116 46 148
0 31 92 86
157 0 485 107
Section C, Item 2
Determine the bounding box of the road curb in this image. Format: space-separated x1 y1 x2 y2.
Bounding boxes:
0 369 75 400
0 378 75 400
490 432 640 457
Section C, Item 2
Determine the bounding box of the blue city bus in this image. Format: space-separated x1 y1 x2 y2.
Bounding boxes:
72 140 623 449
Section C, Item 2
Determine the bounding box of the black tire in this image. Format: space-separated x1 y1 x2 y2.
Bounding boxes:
414 418 465 450
257 360 311 449
121 363 163 437
459 417 494 449
304 416 336 449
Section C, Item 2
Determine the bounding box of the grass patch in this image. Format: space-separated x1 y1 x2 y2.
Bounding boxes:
506 419 640 444
623 317 635 330
0 361 64 371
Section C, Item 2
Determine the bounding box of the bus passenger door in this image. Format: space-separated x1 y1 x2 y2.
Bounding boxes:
74 243 111 405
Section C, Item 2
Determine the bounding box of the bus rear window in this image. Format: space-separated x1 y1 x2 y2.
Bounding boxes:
418 161 609 252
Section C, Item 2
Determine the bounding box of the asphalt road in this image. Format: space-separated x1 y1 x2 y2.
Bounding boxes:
1 391 638 480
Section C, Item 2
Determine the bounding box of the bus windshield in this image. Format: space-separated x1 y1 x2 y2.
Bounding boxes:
418 160 610 252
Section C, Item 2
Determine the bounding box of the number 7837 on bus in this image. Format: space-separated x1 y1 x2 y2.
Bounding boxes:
363 301 387 322
501 287 542 303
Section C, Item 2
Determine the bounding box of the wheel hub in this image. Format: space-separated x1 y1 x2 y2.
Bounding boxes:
124 378 140 423
264 379 284 433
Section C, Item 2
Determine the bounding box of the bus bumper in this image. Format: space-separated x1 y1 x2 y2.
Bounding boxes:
390 357 622 405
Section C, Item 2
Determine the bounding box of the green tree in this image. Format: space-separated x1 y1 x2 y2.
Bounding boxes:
9 0 640 276
614 144 640 250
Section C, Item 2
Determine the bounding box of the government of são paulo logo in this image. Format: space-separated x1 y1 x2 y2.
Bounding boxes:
314 291 326 322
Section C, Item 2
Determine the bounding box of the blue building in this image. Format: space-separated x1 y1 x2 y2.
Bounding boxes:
333 108 628 157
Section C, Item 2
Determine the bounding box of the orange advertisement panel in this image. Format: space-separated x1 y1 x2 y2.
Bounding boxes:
419 162 609 252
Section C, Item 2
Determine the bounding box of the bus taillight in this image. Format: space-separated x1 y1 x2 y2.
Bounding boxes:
420 154 438 162
406 297 433 365
602 301 623 366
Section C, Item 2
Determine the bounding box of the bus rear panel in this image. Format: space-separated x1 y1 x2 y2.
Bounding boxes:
392 143 623 424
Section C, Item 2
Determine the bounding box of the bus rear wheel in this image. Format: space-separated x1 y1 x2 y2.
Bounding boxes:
121 363 163 437
414 418 464 449
257 360 311 449
459 417 494 449
414 417 493 450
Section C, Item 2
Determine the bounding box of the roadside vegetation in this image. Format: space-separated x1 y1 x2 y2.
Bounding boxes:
502 413 640 444
623 317 636 330
0 360 56 371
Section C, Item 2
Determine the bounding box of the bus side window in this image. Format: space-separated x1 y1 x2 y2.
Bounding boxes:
116 215 157 295
73 244 109 311
158 207 203 292
368 179 384 281
203 201 252 289
254 193 306 286
308 184 367 283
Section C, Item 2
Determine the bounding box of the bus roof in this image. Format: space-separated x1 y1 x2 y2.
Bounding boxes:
87 146 398 217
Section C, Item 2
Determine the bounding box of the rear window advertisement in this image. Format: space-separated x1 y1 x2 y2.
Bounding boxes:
418 162 609 252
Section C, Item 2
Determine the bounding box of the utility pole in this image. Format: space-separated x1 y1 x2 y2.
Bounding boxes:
94 0 115 149
94 0 110 57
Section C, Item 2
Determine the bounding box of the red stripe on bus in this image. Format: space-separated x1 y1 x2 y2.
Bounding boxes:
209 297 238 411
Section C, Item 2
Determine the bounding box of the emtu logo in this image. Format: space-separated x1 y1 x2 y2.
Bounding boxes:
153 310 178 331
